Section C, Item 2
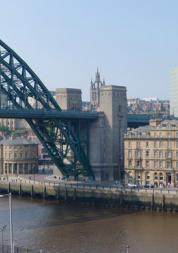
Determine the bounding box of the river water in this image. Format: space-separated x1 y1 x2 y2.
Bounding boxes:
0 197 177 253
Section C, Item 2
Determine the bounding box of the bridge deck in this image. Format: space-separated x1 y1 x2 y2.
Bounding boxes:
0 109 151 126
0 109 98 120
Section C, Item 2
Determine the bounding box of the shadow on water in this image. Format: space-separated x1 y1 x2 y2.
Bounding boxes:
11 196 139 229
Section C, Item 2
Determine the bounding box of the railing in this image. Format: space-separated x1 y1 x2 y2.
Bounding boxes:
0 244 48 253
1 176 178 196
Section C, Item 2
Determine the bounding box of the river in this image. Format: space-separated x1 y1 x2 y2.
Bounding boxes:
0 197 177 253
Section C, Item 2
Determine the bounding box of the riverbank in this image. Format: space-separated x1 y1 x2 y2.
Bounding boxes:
1 180 178 212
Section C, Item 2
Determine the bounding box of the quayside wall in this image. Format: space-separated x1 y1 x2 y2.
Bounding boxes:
0 181 178 211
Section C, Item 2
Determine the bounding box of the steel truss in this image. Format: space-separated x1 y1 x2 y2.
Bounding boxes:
0 39 94 179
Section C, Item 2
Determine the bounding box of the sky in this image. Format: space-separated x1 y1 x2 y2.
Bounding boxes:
0 0 178 101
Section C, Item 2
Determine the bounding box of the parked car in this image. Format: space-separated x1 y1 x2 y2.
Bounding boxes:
127 183 138 189
44 175 65 182
144 184 154 189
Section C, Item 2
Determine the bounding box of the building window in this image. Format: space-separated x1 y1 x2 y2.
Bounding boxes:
159 173 163 180
128 150 132 158
154 172 158 180
154 161 159 168
168 142 172 149
146 160 149 168
168 152 172 158
146 172 150 180
136 141 140 148
154 150 158 158
159 151 163 158
176 174 178 181
167 161 171 168
176 132 178 138
146 142 149 148
159 141 162 148
176 162 178 168
136 160 140 167
168 132 172 138
136 150 141 158
176 141 178 148
128 160 132 167
146 151 149 157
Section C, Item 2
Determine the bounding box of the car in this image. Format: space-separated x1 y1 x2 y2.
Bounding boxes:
127 183 137 189
44 175 65 182
144 184 154 189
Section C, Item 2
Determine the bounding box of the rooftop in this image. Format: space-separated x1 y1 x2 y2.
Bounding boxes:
125 120 178 138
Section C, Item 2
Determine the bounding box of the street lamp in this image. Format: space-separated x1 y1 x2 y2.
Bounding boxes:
0 193 14 253
126 245 130 253
0 225 7 252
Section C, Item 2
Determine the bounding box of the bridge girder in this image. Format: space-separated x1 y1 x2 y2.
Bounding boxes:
0 39 94 179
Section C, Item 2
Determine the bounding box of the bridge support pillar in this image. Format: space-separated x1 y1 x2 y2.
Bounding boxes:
89 86 127 182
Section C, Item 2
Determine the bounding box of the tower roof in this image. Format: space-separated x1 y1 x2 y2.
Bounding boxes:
90 68 105 88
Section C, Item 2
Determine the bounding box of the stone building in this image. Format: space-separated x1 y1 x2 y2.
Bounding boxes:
0 92 30 130
55 88 82 110
90 85 127 181
124 119 178 187
0 138 38 175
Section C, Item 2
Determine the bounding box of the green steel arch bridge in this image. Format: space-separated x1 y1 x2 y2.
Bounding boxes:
0 40 151 179
0 39 96 179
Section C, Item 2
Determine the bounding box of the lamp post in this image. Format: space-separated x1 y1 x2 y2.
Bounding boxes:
0 225 7 253
0 193 14 253
126 245 130 253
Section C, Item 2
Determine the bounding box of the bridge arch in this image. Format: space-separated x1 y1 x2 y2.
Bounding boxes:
0 39 94 179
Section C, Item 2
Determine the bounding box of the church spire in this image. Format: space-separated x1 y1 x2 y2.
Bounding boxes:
90 68 106 110
95 68 101 86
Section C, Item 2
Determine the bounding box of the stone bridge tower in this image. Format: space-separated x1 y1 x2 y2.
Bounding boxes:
89 82 127 181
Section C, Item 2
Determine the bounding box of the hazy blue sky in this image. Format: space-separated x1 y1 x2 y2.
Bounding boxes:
1 0 178 100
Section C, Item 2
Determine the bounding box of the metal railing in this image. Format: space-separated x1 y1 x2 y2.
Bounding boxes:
0 245 48 253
